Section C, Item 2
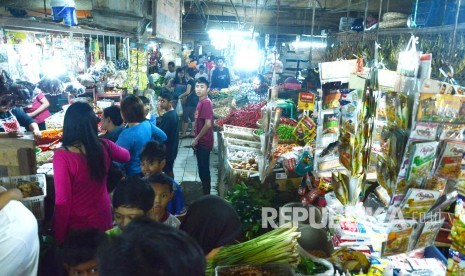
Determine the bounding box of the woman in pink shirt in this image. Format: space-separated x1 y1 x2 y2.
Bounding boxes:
53 102 130 243
25 91 51 130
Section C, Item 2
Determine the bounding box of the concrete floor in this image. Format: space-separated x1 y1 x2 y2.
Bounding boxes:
173 135 219 197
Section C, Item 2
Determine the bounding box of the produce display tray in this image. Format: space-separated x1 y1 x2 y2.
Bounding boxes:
45 110 65 129
226 160 257 184
0 174 47 221
223 136 262 149
226 145 262 162
223 124 259 141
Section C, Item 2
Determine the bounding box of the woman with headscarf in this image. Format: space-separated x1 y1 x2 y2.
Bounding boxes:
231 74 269 108
180 195 241 259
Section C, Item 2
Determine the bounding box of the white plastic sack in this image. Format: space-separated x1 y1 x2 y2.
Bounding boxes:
176 100 183 116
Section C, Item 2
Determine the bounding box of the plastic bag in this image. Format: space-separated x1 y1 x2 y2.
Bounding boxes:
397 35 421 77
176 100 183 116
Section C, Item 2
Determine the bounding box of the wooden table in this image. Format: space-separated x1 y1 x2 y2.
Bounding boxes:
0 134 36 177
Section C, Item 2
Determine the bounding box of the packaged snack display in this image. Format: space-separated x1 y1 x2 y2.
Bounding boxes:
322 81 342 110
293 115 316 142
399 188 441 218
322 113 340 135
414 219 445 249
436 141 465 180
386 91 408 129
382 220 417 256
417 93 465 124
440 124 465 141
406 141 438 181
411 122 439 141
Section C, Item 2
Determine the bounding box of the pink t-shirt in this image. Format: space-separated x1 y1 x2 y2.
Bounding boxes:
195 98 214 150
52 139 130 243
28 93 51 124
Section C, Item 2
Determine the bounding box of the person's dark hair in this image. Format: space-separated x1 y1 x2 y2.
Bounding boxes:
159 91 173 102
138 96 150 105
120 95 145 123
216 57 224 62
62 102 106 181
97 217 206 276
112 176 155 213
103 105 123 126
140 141 166 164
63 229 106 267
256 74 266 85
167 61 175 67
175 67 184 77
198 65 205 70
185 68 195 78
148 173 173 192
0 93 15 108
196 77 210 88
180 195 241 255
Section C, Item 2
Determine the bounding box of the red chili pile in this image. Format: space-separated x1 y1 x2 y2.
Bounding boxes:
216 102 265 129
280 117 297 126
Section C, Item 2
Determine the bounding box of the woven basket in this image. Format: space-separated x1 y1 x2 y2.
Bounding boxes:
379 18 408 29
382 12 409 21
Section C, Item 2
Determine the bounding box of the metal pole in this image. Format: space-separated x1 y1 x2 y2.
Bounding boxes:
44 0 47 18
310 0 316 66
386 0 389 13
346 0 351 31
451 0 462 55
362 0 369 46
376 0 383 41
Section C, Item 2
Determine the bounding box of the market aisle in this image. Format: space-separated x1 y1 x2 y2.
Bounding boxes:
174 134 219 197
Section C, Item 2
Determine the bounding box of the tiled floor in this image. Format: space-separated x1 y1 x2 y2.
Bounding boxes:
173 134 219 196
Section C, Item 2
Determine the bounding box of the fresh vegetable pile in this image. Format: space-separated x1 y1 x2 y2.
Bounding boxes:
275 144 299 157
277 125 296 140
213 107 231 119
206 225 301 275
280 117 297 126
295 257 329 275
217 102 265 129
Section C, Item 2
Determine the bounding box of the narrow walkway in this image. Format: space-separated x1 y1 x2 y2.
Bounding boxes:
173 134 219 197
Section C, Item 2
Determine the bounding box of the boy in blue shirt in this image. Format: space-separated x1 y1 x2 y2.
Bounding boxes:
140 141 186 216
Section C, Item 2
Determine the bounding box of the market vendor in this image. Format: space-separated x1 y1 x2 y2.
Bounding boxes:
0 93 40 137
180 195 241 259
231 75 269 108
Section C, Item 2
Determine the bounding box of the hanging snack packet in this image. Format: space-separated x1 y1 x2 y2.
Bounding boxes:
446 247 465 276
423 176 448 193
322 81 341 109
440 124 465 141
414 219 445 249
406 141 438 181
381 220 417 257
436 141 465 180
322 113 340 135
400 188 440 218
293 115 316 141
411 122 439 141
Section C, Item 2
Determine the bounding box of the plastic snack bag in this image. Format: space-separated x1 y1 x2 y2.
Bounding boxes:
397 35 421 78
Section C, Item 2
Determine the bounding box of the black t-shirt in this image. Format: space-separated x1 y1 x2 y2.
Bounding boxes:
185 79 199 107
0 107 35 132
211 68 230 89
158 110 179 161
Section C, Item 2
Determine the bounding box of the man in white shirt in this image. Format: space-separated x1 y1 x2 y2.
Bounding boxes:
0 187 40 276
164 61 176 80
195 65 209 80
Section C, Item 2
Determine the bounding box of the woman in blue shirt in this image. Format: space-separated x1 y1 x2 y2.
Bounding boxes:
116 95 167 176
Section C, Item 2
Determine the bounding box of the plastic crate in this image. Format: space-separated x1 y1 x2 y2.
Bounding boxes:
226 145 262 162
222 125 258 141
216 263 294 276
224 137 262 149
227 160 255 183
411 0 446 27
0 174 47 221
